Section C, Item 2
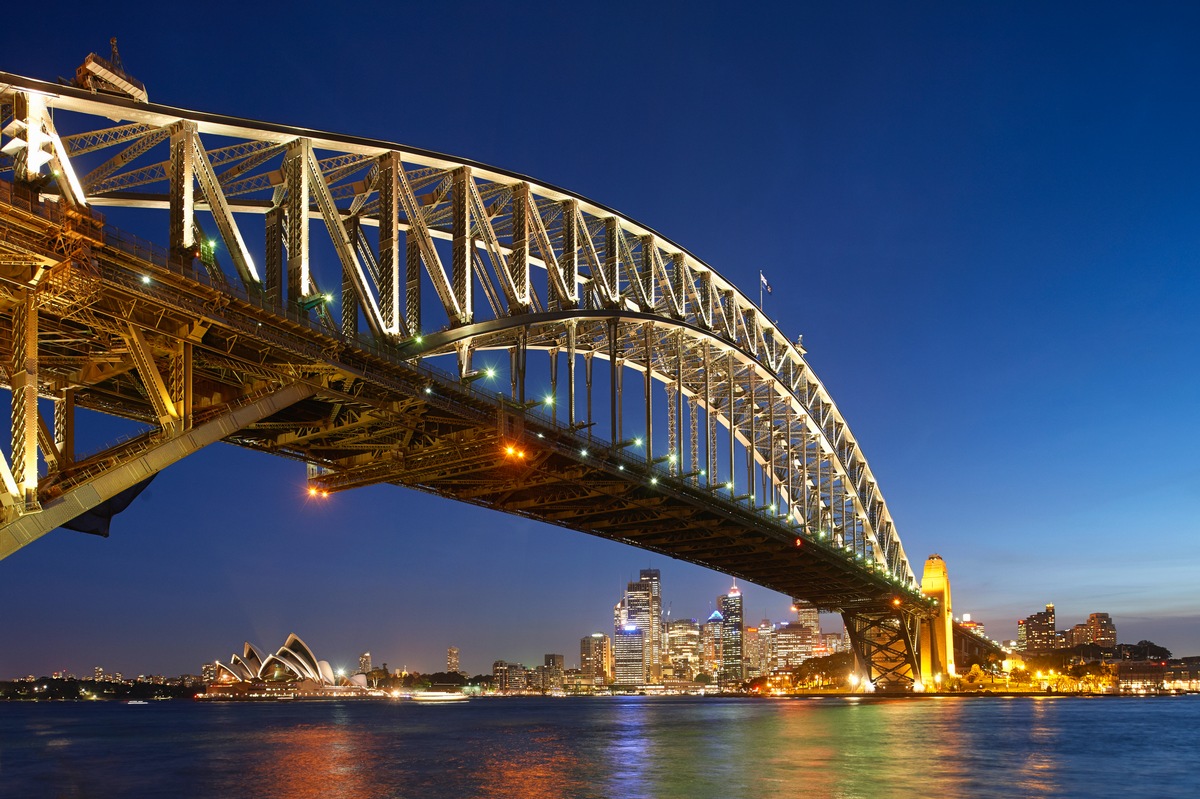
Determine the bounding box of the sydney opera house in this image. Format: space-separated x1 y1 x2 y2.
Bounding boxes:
203 633 375 700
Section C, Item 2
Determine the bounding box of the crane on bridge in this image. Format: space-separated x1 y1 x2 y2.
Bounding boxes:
72 38 148 104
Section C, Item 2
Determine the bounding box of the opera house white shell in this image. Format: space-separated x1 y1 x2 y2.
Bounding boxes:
205 633 372 699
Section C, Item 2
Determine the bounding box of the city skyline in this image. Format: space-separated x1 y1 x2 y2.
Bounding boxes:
4 562 1160 679
2 4 1199 677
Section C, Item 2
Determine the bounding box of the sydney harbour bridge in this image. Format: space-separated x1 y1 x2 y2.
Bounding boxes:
0 56 998 688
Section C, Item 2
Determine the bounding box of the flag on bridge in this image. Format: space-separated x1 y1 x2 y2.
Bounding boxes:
760 271 773 294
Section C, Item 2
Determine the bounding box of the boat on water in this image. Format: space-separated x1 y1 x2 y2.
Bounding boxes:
411 691 469 703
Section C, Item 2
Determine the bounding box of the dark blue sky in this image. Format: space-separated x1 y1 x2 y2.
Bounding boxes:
3 2 1199 677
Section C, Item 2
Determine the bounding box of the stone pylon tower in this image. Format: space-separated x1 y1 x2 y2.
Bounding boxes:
920 554 955 686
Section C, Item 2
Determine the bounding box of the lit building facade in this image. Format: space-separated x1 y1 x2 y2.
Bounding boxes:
667 618 701 680
700 610 723 677
616 572 662 683
774 622 813 669
640 569 663 683
206 634 371 700
719 585 744 686
580 632 612 685
543 654 565 691
1088 613 1117 648
447 646 460 673
359 652 372 674
614 625 646 687
1021 604 1057 651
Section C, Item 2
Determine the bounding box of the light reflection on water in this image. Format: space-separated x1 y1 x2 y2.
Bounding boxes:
2 695 1198 798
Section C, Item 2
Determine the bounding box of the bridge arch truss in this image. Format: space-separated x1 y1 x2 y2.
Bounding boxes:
0 71 929 686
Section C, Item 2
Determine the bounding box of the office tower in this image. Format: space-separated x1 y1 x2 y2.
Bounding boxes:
544 654 565 690
774 622 811 668
1016 619 1027 650
753 619 775 676
639 569 663 682
744 626 763 678
94 666 103 681
614 625 646 686
359 652 372 674
1087 613 1117 648
447 646 460 673
794 601 820 636
701 610 723 676
618 578 654 683
719 584 744 686
580 633 612 685
667 618 701 680
201 663 217 684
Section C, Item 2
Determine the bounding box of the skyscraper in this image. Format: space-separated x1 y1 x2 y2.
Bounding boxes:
719 584 744 686
613 625 646 687
744 626 763 679
667 618 701 680
701 609 723 677
639 569 663 682
614 572 663 683
358 652 372 674
580 632 612 685
447 646 460 674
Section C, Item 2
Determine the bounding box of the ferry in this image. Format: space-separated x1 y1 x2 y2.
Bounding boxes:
411 691 469 703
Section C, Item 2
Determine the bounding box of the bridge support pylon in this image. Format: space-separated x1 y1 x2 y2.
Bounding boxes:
842 604 922 691
918 553 955 688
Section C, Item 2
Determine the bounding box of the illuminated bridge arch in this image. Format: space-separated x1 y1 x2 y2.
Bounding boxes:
0 69 928 686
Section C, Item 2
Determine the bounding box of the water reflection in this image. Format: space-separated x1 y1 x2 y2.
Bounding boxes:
243 723 390 799
4 695 1191 798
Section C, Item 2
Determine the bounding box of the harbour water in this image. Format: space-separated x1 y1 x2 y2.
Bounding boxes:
2 695 1198 798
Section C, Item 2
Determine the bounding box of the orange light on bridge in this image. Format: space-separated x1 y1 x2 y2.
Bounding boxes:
892 597 902 607
794 538 803 547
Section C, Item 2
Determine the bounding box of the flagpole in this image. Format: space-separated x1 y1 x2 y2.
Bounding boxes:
759 271 764 310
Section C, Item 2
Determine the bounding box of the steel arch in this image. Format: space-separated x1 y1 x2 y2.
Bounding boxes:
0 69 927 683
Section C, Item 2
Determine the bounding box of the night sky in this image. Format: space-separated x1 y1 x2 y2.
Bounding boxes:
3 2 1199 678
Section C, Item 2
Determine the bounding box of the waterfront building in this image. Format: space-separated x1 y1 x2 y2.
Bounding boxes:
616 574 660 683
543 654 565 691
744 626 763 679
1087 613 1117 648
201 663 217 684
1021 604 1057 651
666 618 701 680
774 622 812 668
94 666 103 681
447 646 460 673
719 585 744 686
639 569 664 683
700 610 723 677
614 625 646 687
492 661 530 692
358 652 372 674
580 633 612 685
206 634 371 700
